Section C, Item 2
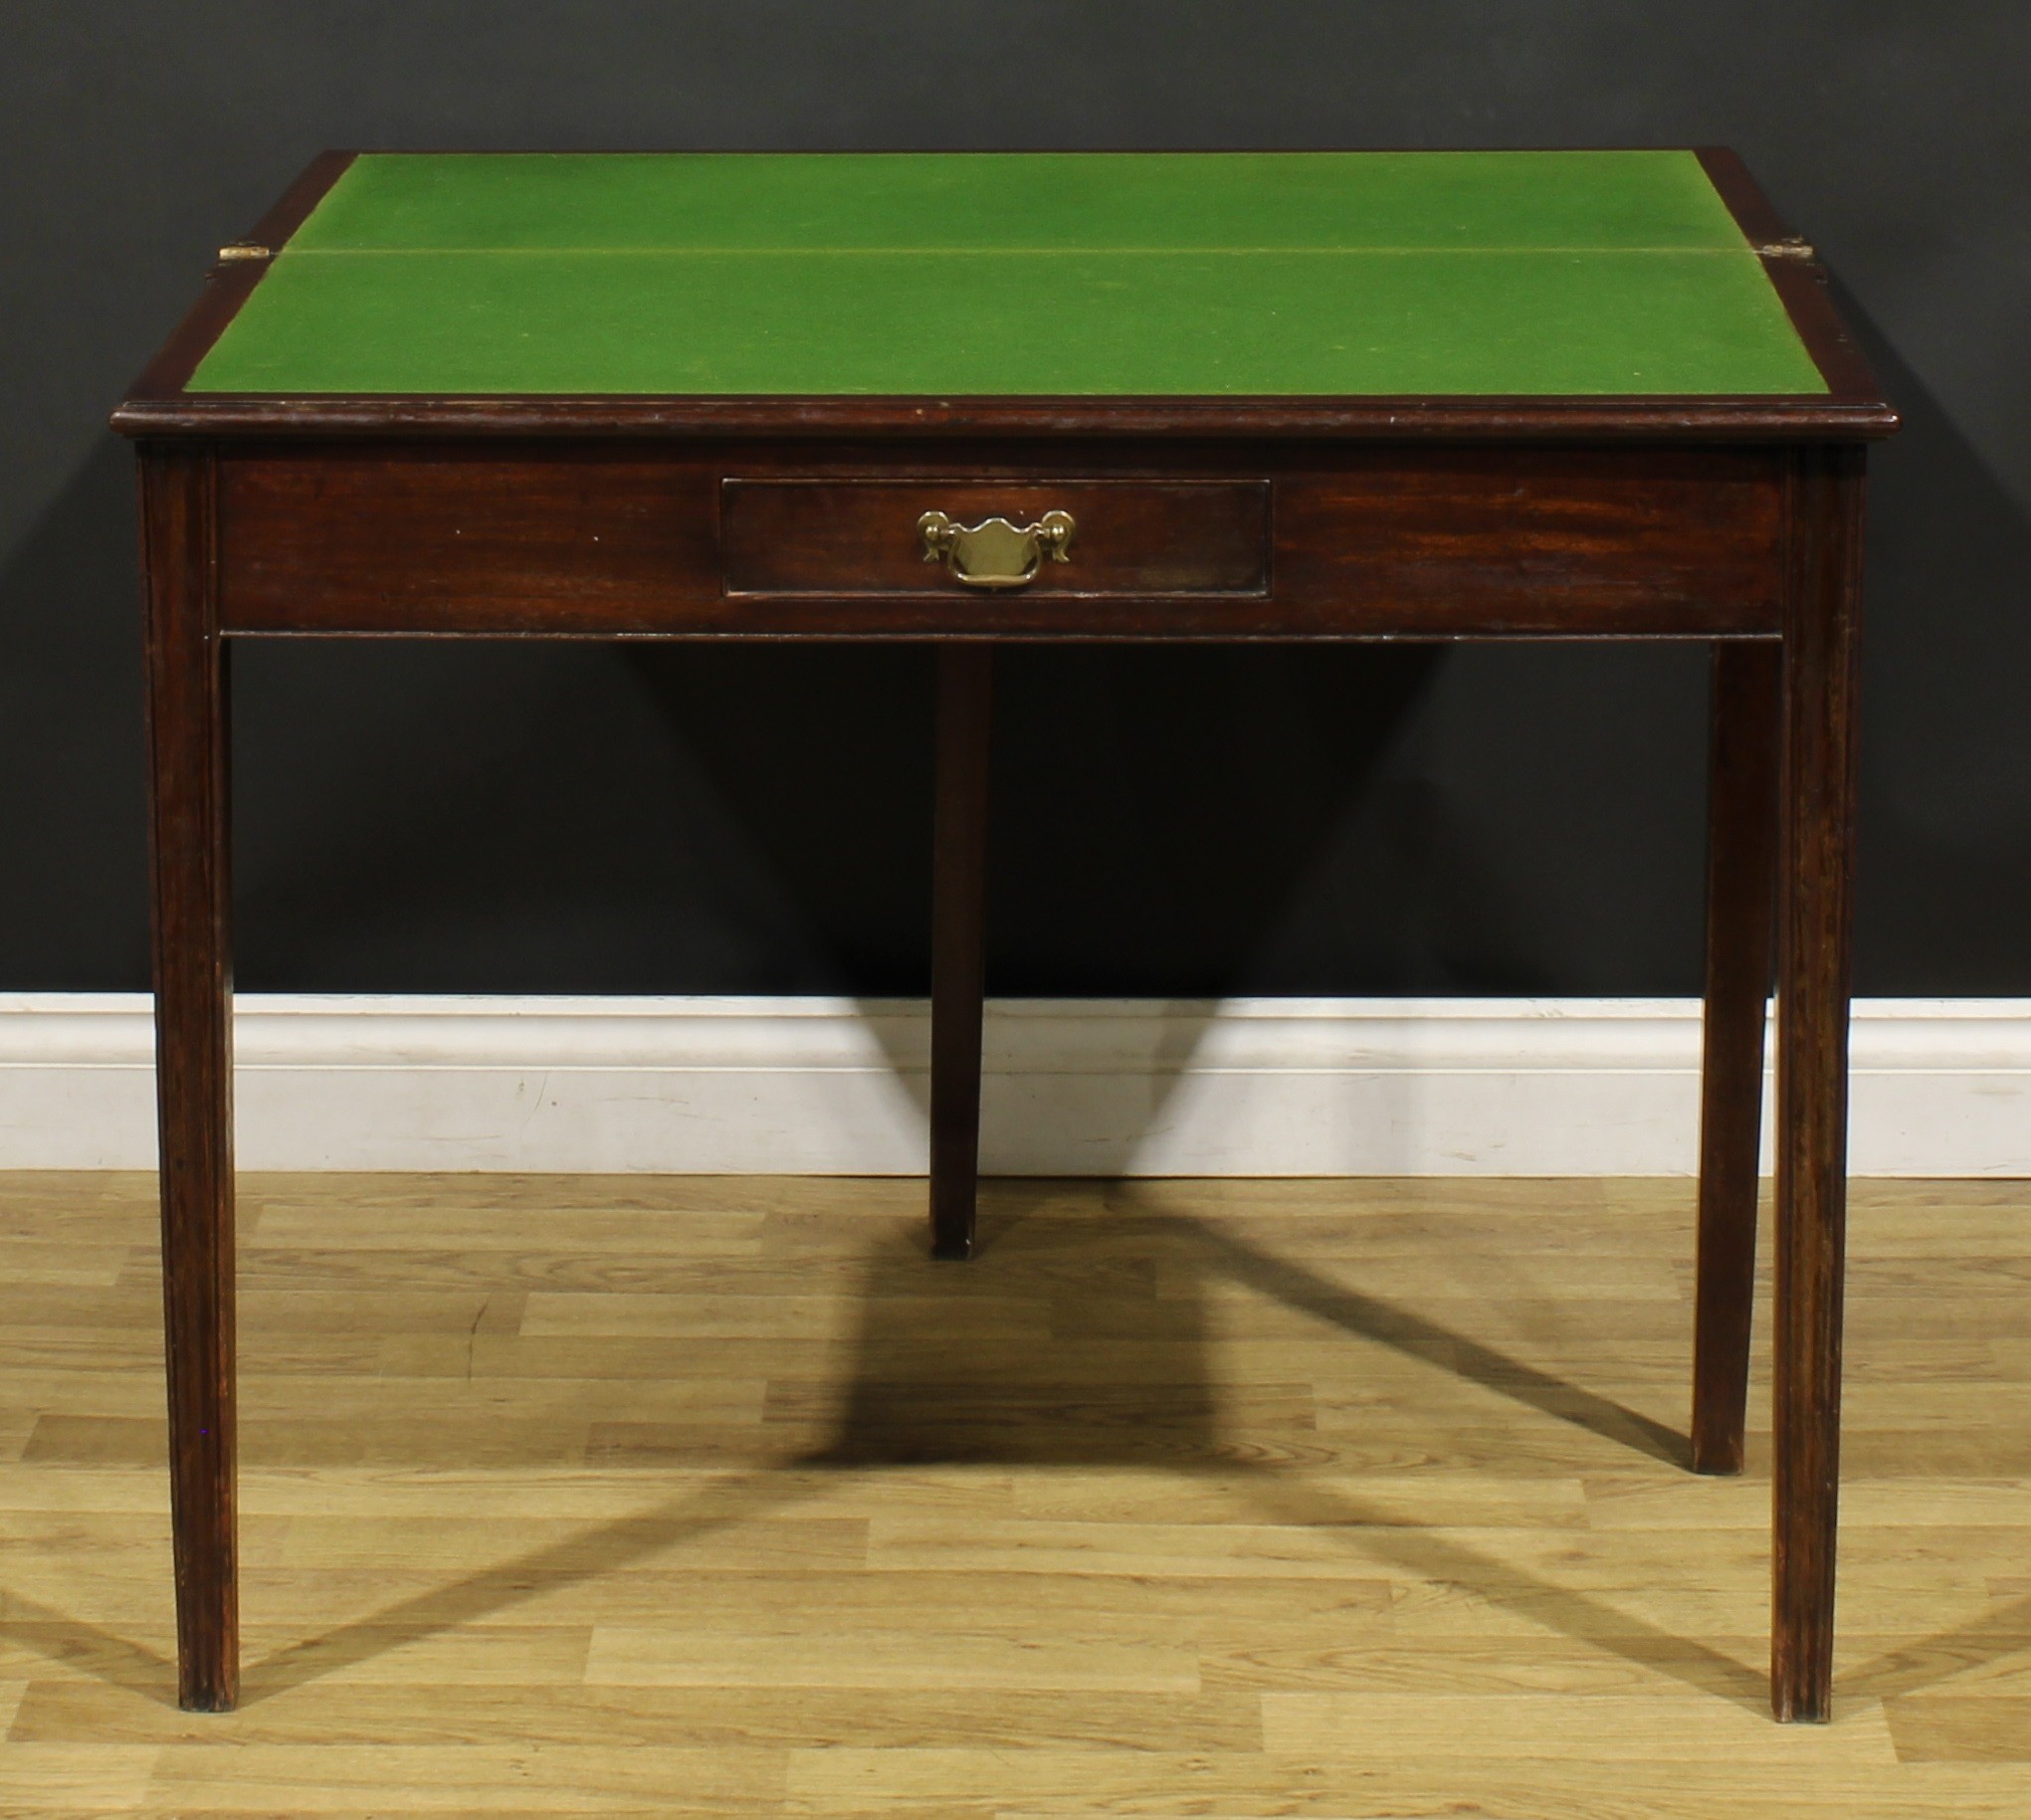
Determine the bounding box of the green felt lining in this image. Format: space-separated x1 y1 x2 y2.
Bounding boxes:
287 150 1754 253
189 152 1828 398
193 247 1824 397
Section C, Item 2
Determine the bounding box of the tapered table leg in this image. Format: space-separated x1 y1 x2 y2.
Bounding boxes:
1770 446 1866 1722
1692 641 1781 1475
929 644 993 1260
141 447 239 1712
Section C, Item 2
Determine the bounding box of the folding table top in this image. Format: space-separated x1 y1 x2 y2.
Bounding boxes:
184 150 1831 399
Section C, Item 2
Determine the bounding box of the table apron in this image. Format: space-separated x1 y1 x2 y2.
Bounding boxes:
211 441 1791 639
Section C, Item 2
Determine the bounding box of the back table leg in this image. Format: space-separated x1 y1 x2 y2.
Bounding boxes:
929 644 993 1260
1692 641 1781 1475
1770 447 1866 1722
141 448 239 1712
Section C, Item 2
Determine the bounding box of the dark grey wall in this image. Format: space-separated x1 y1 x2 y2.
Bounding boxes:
5 4 2027 996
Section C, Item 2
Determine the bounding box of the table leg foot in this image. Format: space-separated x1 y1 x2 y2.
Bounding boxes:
929 644 992 1262
1692 641 1780 1476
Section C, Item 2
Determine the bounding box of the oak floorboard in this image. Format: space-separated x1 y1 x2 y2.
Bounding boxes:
1885 1693 2031 1761
2 1172 2028 1813
9 1681 1265 1751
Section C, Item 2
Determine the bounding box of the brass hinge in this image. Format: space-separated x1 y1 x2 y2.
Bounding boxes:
217 242 274 264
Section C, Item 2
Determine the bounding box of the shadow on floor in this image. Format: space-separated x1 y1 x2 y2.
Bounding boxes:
1843 1591 2031 1704
215 1186 1772 1712
0 1584 171 1701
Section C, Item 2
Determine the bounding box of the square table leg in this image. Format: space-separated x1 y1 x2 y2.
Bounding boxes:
1770 446 1866 1722
1692 640 1781 1474
929 643 993 1260
140 447 240 1713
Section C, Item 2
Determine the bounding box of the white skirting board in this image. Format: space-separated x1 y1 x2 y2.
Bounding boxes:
0 994 2026 1176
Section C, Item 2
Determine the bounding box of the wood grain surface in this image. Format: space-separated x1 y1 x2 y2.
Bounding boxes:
1770 446 1867 1720
213 441 1789 639
1693 641 1781 1474
2 1170 2026 1815
138 449 238 1714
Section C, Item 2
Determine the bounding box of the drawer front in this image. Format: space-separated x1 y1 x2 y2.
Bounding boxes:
721 480 1269 598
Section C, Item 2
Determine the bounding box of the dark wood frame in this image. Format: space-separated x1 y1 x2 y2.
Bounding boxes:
114 147 1894 1722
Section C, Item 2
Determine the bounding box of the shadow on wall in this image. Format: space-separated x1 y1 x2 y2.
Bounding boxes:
1839 284 2031 992
619 638 1456 998
224 637 853 994
0 438 150 988
632 639 1452 1176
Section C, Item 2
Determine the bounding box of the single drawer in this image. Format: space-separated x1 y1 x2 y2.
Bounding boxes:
720 480 1270 598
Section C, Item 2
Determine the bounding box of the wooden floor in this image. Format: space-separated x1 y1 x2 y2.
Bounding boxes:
1 1173 2028 1817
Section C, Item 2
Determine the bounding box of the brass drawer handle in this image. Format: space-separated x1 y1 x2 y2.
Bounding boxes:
918 509 1075 590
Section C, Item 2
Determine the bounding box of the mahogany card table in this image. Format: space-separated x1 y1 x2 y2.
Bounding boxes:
113 149 1897 1719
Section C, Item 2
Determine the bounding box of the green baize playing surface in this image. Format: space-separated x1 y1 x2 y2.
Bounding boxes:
188 151 1827 398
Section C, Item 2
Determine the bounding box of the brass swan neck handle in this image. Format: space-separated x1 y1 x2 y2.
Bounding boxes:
918 509 1076 589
